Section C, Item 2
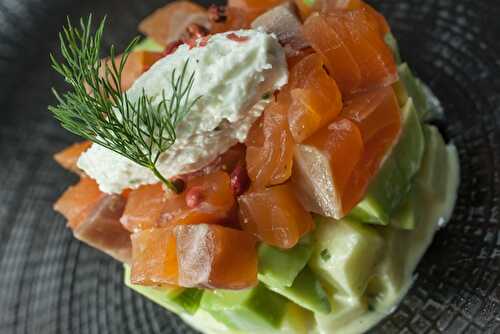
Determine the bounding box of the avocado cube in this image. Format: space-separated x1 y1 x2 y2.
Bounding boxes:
398 63 429 118
123 265 202 315
390 189 418 230
200 283 287 332
310 218 384 298
384 33 402 64
265 266 331 314
258 236 313 288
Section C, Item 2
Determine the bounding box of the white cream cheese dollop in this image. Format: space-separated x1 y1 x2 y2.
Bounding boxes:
78 29 288 194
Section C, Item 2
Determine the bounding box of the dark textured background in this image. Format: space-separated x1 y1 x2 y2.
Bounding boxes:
0 0 499 333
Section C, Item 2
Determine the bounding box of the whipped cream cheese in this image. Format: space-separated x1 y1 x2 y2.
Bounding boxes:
78 29 288 193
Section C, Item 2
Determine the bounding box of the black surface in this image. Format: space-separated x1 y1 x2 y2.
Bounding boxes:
0 0 499 333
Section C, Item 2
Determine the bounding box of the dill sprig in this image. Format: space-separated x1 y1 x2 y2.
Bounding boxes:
49 15 198 192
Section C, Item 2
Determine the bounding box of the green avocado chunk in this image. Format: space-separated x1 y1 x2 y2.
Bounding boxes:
200 284 288 332
384 33 402 64
390 188 418 230
258 235 313 288
397 63 429 119
132 37 164 52
349 99 425 225
264 266 331 314
310 217 384 299
123 265 203 315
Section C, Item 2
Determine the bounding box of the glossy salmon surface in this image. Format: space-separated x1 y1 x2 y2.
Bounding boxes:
238 182 314 249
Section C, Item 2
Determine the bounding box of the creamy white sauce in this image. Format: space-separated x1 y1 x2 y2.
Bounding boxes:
78 29 288 194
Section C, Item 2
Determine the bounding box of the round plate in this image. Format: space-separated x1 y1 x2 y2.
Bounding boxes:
0 0 499 333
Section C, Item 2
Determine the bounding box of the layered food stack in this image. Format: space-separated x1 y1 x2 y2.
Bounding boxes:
51 1 460 333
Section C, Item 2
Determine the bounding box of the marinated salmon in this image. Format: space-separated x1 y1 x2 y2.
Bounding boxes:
246 101 294 188
131 227 179 286
238 182 314 249
303 8 397 96
120 183 167 232
54 177 105 229
287 53 343 142
139 1 210 46
54 141 91 174
160 171 235 226
175 224 258 289
74 195 131 263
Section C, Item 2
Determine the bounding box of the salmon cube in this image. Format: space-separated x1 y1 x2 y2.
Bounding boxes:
131 227 178 286
238 182 314 249
303 8 397 96
74 195 131 263
287 53 342 142
120 183 166 232
175 224 258 289
139 1 210 46
53 141 91 174
160 171 235 226
54 178 105 229
246 101 294 188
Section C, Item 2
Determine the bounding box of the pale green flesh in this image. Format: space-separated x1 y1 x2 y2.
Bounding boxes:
123 265 202 315
258 235 313 288
200 284 288 332
133 37 164 52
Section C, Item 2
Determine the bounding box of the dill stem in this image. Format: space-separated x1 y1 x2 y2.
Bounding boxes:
150 165 179 194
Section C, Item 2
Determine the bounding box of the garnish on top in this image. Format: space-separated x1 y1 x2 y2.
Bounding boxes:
49 16 199 192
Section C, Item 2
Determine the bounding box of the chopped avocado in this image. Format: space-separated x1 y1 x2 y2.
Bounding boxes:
265 266 331 314
390 188 418 230
350 99 425 225
258 235 313 288
123 265 202 315
397 63 429 119
200 284 288 332
384 33 402 64
132 37 164 52
310 217 384 298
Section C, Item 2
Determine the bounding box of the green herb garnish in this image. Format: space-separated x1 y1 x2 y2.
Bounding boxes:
49 15 199 192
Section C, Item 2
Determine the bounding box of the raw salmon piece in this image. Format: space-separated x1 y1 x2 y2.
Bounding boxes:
211 6 255 32
238 182 314 249
306 118 364 198
292 118 364 218
120 183 167 232
303 13 361 95
246 101 294 188
229 0 285 18
175 224 258 289
342 86 401 142
287 54 342 142
251 2 310 56
159 171 235 226
54 178 105 229
304 8 397 96
74 195 131 263
53 141 91 174
139 1 210 46
131 227 178 286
